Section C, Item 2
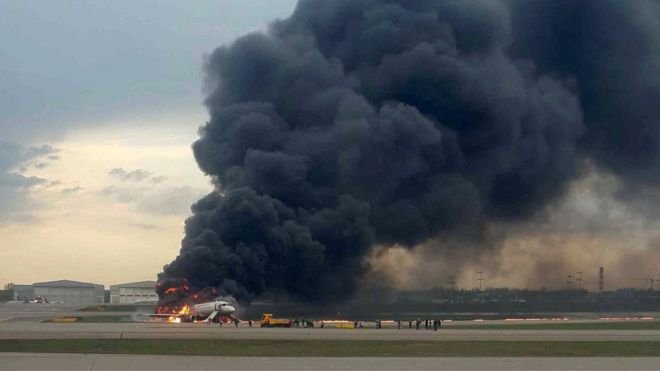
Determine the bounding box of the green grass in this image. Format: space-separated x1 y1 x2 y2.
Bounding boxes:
446 321 660 330
79 304 155 312
80 315 133 323
43 316 134 323
0 340 659 357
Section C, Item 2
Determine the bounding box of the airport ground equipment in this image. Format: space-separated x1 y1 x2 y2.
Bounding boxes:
260 313 292 327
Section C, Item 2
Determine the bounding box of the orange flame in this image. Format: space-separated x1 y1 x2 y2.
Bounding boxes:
167 304 190 324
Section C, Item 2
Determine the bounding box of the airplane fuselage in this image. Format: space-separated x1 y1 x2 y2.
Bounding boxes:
191 301 236 318
147 300 236 322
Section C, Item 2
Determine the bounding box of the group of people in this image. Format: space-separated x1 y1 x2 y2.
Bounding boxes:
228 318 442 330
293 318 314 328
352 319 442 330
402 319 441 331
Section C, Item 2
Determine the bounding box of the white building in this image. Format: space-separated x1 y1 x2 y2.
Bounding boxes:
33 280 104 305
109 281 157 304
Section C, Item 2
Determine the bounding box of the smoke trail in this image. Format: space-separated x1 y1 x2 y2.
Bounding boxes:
159 0 660 302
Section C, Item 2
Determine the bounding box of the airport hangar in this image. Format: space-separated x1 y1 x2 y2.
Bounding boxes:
12 280 104 305
34 280 105 305
109 281 157 304
11 280 157 305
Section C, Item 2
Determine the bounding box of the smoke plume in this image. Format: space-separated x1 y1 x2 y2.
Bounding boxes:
159 0 660 302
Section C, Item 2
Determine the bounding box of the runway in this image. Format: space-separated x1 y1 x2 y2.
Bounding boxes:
1 304 660 341
1 353 658 370
1 321 660 341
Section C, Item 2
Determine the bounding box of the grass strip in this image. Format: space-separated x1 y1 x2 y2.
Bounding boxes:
43 316 134 323
1 340 659 357
79 305 155 312
445 321 660 331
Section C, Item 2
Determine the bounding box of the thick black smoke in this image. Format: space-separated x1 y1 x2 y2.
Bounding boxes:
159 0 660 303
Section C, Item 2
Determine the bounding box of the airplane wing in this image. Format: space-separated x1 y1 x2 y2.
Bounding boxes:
139 314 180 318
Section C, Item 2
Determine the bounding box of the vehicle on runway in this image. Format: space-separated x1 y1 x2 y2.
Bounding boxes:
11 296 50 304
260 313 292 327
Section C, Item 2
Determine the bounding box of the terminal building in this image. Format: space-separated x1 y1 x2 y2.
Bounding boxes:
33 280 105 305
109 281 158 304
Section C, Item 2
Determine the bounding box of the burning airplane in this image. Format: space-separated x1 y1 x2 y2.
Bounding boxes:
150 280 237 323
148 300 236 323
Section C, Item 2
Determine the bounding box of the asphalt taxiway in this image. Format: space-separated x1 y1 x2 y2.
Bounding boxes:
1 304 660 341
1 321 660 341
1 353 659 371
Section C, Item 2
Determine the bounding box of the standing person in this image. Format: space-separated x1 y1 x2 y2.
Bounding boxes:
408 320 412 329
248 320 252 328
415 319 420 330
397 320 401 329
433 319 438 331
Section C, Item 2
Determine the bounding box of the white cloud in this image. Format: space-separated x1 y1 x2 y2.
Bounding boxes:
100 184 205 216
0 141 57 224
61 186 83 195
108 167 167 184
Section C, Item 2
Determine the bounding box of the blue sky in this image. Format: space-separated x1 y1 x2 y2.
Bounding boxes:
1 0 298 142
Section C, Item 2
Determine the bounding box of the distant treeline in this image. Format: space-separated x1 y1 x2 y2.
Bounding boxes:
244 288 660 319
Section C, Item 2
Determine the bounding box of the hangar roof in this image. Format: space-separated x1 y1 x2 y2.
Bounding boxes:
33 279 102 288
110 280 156 289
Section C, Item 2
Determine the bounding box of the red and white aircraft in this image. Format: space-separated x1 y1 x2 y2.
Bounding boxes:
147 299 236 323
